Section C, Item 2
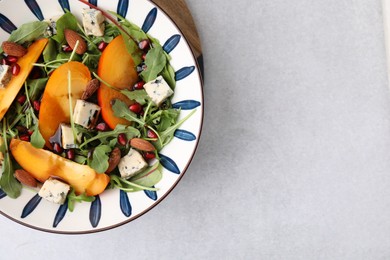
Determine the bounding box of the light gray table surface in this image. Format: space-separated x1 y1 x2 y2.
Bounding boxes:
1 0 390 259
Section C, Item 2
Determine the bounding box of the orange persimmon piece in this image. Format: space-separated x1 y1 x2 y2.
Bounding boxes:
97 35 139 129
0 38 48 120
10 139 110 196
39 61 91 147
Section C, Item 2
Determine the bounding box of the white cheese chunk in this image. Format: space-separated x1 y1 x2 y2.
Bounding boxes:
82 8 105 37
73 99 101 129
38 178 70 204
144 76 174 106
118 148 148 178
44 15 61 36
0 65 12 89
60 123 81 149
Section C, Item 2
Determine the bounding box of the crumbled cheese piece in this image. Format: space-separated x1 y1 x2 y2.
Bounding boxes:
82 8 105 37
143 76 174 106
44 15 62 36
73 99 101 129
0 65 12 89
118 148 148 178
38 178 70 204
60 123 81 149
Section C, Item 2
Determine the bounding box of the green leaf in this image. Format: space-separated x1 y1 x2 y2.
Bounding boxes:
156 109 180 132
27 78 48 101
52 12 79 44
82 52 100 70
67 189 95 212
129 162 162 188
120 89 149 105
112 100 145 126
30 124 45 149
161 63 176 89
140 45 167 82
89 145 111 173
43 38 58 63
8 21 49 44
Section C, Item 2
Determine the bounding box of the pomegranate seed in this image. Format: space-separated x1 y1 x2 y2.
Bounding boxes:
129 103 143 114
95 122 109 131
27 129 34 136
11 63 20 76
33 100 40 111
66 149 75 160
98 41 108 52
117 133 127 146
53 142 63 154
144 152 155 160
62 45 73 52
147 129 158 140
138 39 150 51
133 81 145 90
6 55 18 63
19 134 30 142
16 95 26 104
1 58 8 65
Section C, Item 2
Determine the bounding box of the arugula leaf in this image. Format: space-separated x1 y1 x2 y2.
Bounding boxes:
129 162 162 187
67 189 95 212
8 21 49 44
30 124 45 149
27 78 48 101
140 45 166 82
88 145 111 173
52 12 79 44
161 63 176 89
120 89 149 105
82 52 100 70
43 38 58 63
112 100 145 126
156 109 180 132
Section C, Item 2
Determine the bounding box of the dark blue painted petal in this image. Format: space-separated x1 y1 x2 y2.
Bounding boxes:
0 189 6 199
53 200 68 228
159 154 180 174
163 34 181 54
175 66 195 81
142 8 157 33
144 189 157 201
174 129 196 141
119 190 132 217
0 14 17 34
21 194 42 218
88 0 98 6
117 0 129 18
89 195 101 228
172 100 201 110
24 0 44 21
58 0 70 12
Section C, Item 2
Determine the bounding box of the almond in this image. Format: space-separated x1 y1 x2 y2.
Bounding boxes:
130 138 155 152
1 41 27 57
14 169 38 188
64 29 87 55
81 78 100 100
106 147 121 174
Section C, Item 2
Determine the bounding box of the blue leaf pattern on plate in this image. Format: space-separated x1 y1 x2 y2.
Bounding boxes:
24 0 44 21
163 34 181 54
0 189 6 199
89 195 101 228
117 0 129 18
0 14 17 34
89 0 98 6
175 66 195 81
144 189 157 201
53 200 68 228
174 129 196 141
172 100 201 110
119 190 132 217
142 7 157 33
21 194 42 218
159 154 180 174
58 0 70 12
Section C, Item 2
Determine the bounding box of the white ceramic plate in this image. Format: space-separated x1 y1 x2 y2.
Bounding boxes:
0 0 203 233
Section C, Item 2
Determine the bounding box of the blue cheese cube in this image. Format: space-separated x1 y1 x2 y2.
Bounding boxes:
118 148 148 178
73 100 101 129
82 8 105 37
144 76 174 106
38 178 70 204
44 15 61 36
60 123 82 149
0 65 12 89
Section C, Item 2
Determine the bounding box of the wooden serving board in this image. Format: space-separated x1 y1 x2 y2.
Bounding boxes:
151 0 204 80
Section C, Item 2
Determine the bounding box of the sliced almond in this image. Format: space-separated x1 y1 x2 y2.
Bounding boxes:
81 78 100 100
1 41 27 57
14 169 38 188
130 138 155 152
106 147 121 174
64 29 87 55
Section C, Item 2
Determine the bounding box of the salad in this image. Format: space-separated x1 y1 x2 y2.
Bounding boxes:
0 1 193 211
